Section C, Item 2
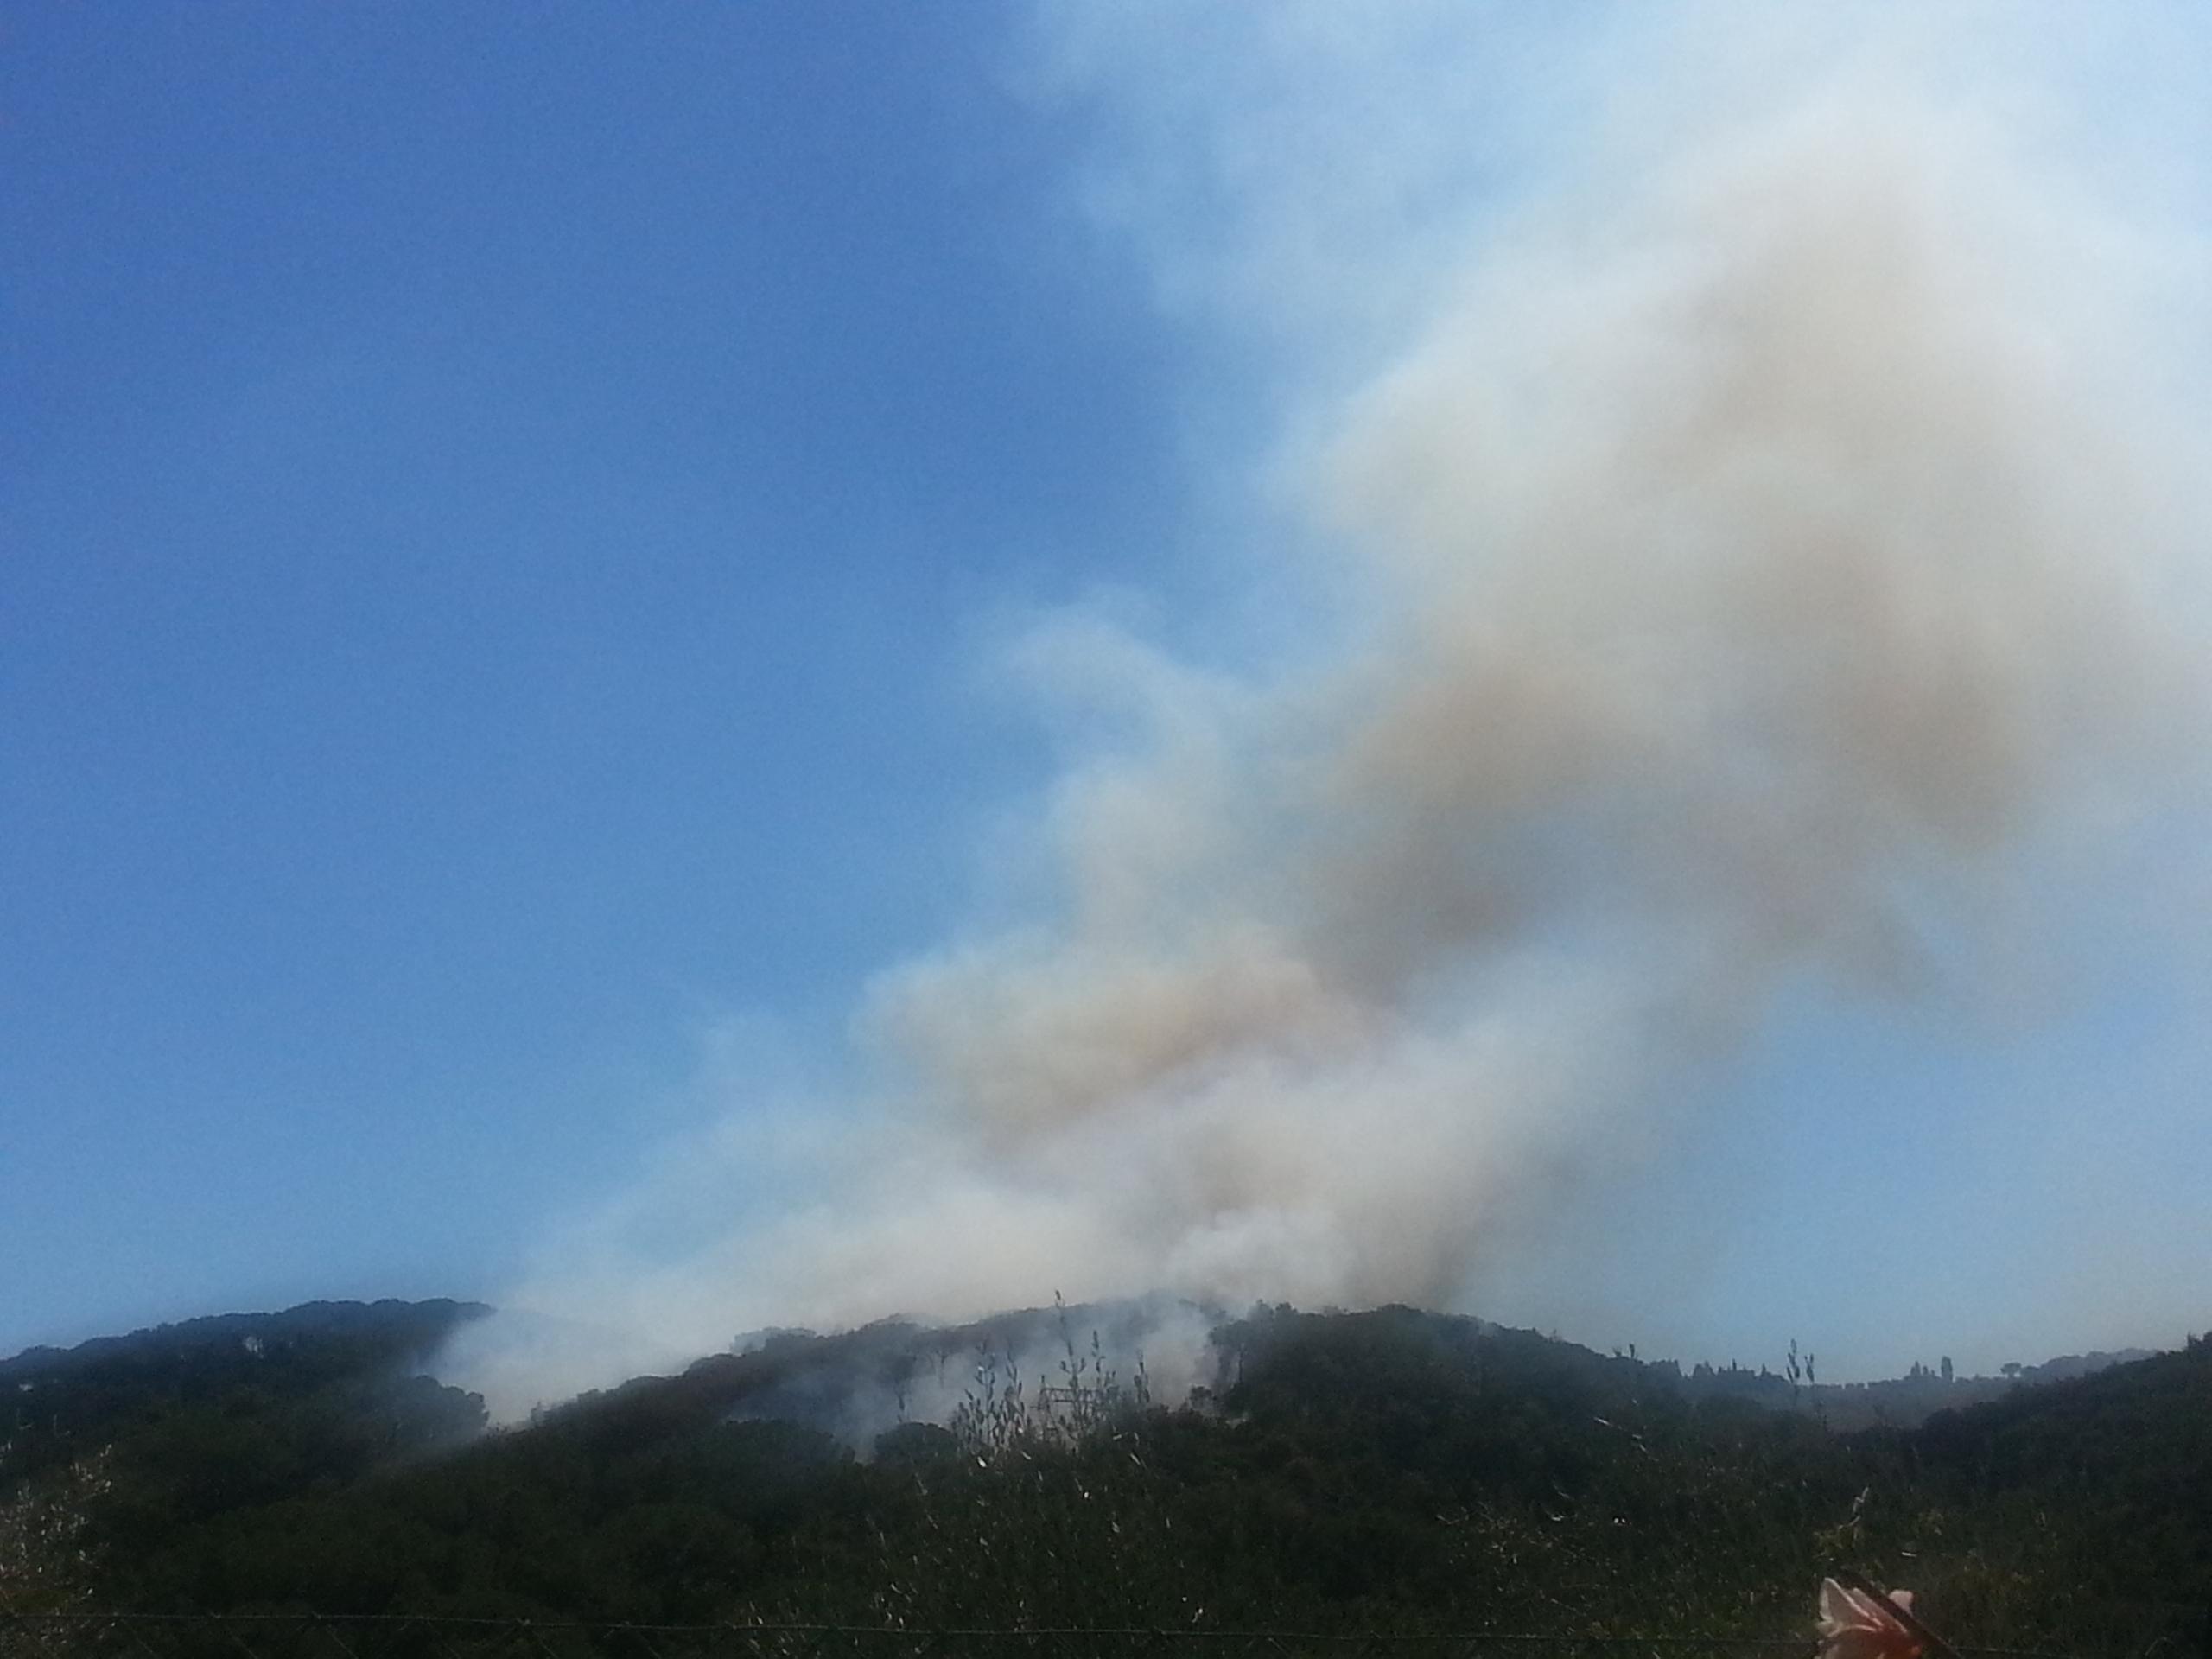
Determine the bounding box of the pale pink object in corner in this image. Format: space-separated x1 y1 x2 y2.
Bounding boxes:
1816 1577 1925 1659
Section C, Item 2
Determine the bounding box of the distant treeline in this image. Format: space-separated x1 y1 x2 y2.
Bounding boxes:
1660 1345 2159 1430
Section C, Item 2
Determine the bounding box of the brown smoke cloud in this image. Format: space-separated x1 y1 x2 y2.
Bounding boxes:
446 5 2212 1417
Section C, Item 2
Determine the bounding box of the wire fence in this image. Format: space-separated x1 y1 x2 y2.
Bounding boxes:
1 1613 2204 1659
0 1618 1814 1659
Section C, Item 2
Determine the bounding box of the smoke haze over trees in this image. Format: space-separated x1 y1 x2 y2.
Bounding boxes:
448 1 2212 1415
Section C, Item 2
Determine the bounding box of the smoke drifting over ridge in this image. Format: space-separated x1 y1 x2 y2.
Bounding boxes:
447 6 2212 1417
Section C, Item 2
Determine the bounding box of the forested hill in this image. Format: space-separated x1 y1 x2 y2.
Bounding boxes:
1 1299 489 1388
2 1300 2205 1652
2 1299 492 1495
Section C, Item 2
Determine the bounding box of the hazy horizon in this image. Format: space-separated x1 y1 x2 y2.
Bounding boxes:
0 1288 2167 1402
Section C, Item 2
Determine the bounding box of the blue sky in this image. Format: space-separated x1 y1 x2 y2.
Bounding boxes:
5 3 1185 1344
9 4 2212 1389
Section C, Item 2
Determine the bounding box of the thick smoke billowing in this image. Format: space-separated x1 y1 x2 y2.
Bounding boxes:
444 5 2212 1420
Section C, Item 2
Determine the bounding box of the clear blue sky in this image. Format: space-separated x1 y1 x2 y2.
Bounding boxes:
8 3 2210 1384
4 3 1186 1345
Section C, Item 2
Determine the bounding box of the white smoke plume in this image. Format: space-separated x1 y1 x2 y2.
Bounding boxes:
444 3 2212 1419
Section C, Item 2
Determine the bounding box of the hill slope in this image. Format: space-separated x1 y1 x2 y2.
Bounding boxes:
3 1300 2204 1651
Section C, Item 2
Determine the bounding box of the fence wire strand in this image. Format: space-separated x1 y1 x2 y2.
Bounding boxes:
3 1613 2203 1659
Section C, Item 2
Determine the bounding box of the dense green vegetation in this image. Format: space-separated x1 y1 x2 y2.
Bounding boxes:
3 1300 2206 1653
